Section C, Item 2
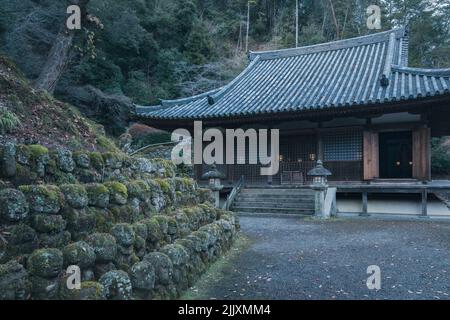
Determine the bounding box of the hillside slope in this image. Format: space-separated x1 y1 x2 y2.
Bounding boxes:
0 56 116 152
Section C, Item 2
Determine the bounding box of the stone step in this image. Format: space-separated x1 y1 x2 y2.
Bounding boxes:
235 212 313 218
232 201 314 209
241 188 314 194
232 206 314 214
236 195 314 201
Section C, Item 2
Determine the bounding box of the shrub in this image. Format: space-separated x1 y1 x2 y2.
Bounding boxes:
0 107 21 134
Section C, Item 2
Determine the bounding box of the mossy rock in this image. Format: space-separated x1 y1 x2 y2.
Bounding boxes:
0 260 30 300
13 163 34 186
85 183 109 208
38 231 71 249
104 181 128 205
109 204 140 224
28 145 49 177
19 185 65 214
30 275 59 300
4 224 38 260
31 214 66 233
62 241 96 268
72 151 91 169
132 222 148 241
53 148 75 173
88 152 104 170
125 180 150 201
60 184 88 209
142 218 163 244
27 248 63 278
86 233 117 263
99 270 132 300
0 188 29 223
153 215 169 236
0 142 16 178
16 144 31 165
59 279 105 300
130 260 155 291
102 152 124 169
91 207 115 233
110 223 135 247
160 244 189 267
143 252 173 286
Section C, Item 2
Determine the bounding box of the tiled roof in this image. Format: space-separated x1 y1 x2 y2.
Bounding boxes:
136 28 450 120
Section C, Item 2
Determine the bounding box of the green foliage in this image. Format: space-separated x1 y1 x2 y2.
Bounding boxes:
431 137 450 175
0 107 21 134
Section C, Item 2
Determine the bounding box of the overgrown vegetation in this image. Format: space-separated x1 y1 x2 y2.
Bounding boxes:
432 137 450 176
0 107 21 134
0 1 448 136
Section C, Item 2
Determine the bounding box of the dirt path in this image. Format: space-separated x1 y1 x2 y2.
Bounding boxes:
182 216 450 300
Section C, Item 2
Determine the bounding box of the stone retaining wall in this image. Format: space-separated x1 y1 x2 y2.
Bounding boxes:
0 143 239 300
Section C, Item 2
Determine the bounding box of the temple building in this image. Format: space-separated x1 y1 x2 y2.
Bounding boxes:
135 28 450 191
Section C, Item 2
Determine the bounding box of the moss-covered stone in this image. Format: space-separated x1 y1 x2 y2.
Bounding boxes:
0 260 30 300
0 188 29 223
62 207 96 239
28 145 49 177
19 185 65 214
85 183 109 208
30 275 59 300
86 233 117 263
0 142 16 178
110 223 135 247
73 151 90 169
27 248 63 278
130 260 155 291
63 241 96 268
88 152 104 170
160 244 189 267
142 218 163 245
104 181 128 205
102 152 124 169
53 148 75 173
99 270 132 300
38 231 71 249
16 144 31 165
58 279 105 300
4 224 38 261
32 214 66 233
60 184 88 209
125 180 150 201
144 252 173 286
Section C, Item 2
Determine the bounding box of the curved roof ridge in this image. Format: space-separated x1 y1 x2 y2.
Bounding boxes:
250 27 406 61
209 55 261 104
160 87 223 107
392 65 450 77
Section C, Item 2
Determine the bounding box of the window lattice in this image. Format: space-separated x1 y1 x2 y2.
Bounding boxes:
323 130 362 161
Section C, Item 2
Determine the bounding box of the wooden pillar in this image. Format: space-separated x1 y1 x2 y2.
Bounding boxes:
360 192 369 216
363 131 379 181
421 189 428 216
412 127 431 182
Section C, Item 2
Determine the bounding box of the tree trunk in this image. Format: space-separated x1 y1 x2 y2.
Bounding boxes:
34 0 90 94
327 0 340 40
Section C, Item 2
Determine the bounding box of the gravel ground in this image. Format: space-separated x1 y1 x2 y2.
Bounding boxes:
197 217 450 300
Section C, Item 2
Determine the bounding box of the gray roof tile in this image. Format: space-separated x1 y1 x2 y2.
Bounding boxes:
136 28 450 120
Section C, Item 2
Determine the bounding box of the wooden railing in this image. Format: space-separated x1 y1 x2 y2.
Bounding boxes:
223 175 245 211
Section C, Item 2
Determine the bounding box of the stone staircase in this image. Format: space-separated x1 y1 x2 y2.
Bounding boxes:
231 187 315 216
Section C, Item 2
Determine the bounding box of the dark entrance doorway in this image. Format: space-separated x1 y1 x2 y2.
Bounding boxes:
379 131 413 179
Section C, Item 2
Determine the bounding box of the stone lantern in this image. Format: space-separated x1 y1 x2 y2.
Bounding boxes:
308 160 332 218
201 164 225 207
